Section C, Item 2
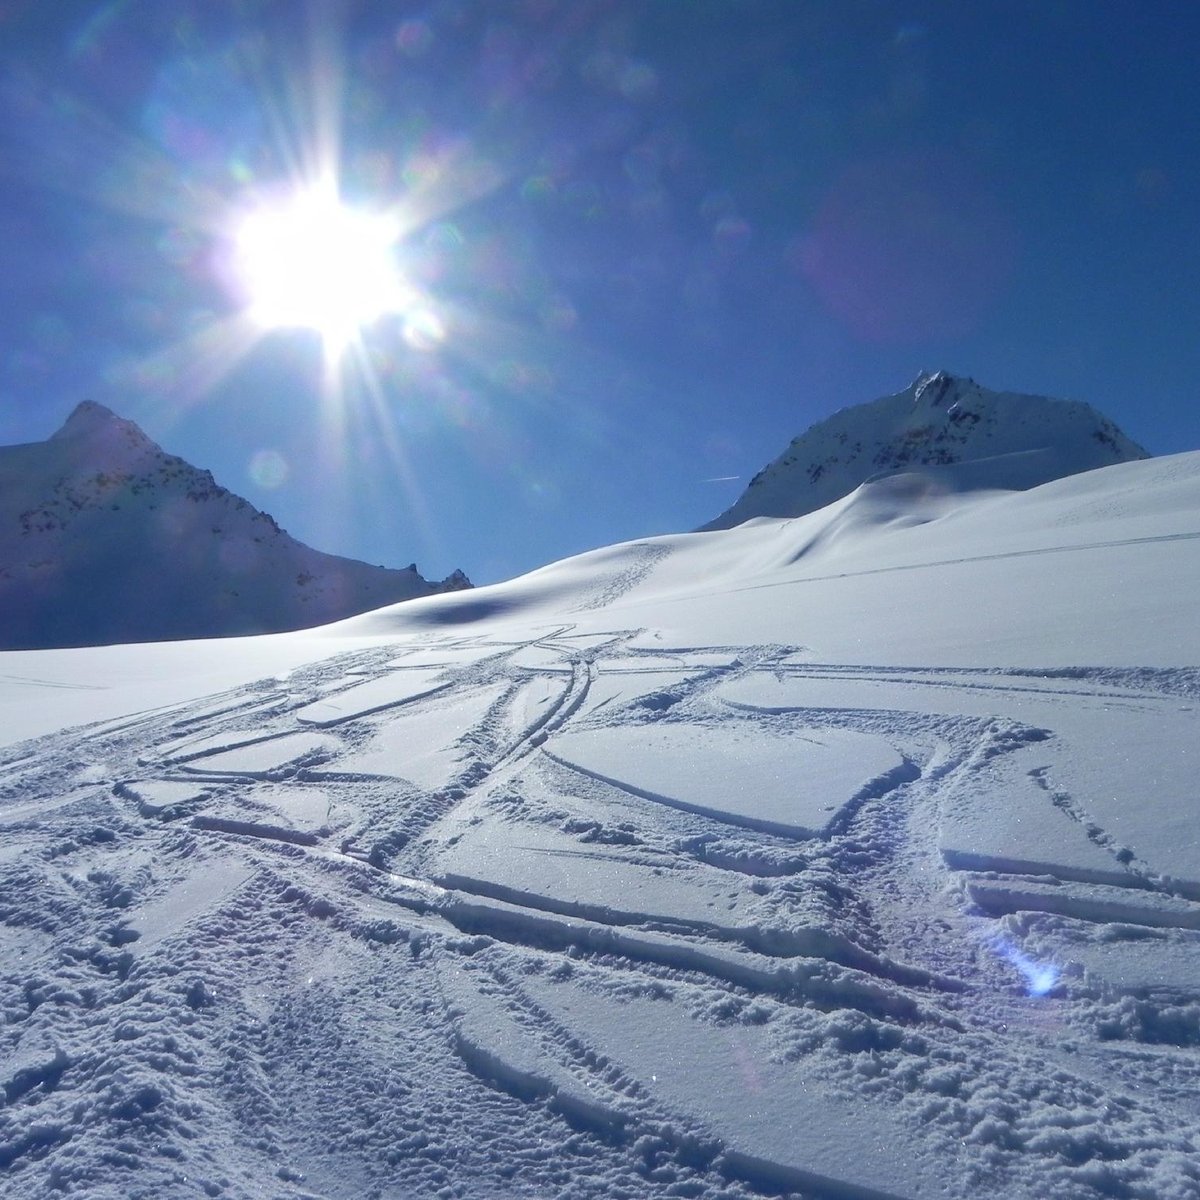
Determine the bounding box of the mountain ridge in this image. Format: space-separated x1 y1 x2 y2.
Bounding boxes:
0 401 470 649
701 371 1150 530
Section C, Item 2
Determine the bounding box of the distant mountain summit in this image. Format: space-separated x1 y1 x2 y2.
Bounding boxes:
701 372 1150 530
0 401 470 649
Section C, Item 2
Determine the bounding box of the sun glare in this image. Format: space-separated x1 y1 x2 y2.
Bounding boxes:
231 186 410 355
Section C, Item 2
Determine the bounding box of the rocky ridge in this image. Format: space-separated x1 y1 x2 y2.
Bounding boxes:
0 402 470 648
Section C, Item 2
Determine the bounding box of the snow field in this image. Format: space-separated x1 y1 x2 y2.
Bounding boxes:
1 632 1197 1198
3 450 1200 1198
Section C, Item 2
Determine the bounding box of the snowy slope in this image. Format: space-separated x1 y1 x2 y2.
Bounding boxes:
701 371 1149 530
0 402 469 649
1 447 1199 1199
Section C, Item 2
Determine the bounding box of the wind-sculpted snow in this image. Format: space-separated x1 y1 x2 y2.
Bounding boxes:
2 449 1200 1198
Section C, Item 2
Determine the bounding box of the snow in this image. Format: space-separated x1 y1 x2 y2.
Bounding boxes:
292 667 450 727
718 665 1200 898
0 634 349 747
174 730 343 777
514 974 935 1199
435 811 759 933
125 860 257 954
1 442 1200 1198
545 722 911 839
327 684 506 788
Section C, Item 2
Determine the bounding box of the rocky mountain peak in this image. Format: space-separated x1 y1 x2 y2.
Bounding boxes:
52 399 147 442
48 400 162 473
1 403 472 648
700 374 1149 531
912 370 978 407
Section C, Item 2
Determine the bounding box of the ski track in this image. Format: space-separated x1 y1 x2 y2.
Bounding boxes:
1 636 1199 1199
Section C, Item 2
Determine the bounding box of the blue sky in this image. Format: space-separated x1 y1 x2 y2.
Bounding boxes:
2 1 1198 584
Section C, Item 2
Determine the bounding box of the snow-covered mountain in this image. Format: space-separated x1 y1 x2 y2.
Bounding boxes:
1 398 1199 1199
702 370 1149 530
0 401 470 649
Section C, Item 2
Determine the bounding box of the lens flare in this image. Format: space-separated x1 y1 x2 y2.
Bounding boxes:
248 448 289 489
402 308 446 351
994 936 1059 997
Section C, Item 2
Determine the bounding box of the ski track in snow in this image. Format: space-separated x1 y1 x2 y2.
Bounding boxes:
2 632 1199 1198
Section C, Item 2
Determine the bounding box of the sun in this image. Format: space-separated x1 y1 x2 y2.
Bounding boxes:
230 184 411 357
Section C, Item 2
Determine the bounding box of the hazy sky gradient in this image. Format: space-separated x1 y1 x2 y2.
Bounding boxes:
2 1 1198 583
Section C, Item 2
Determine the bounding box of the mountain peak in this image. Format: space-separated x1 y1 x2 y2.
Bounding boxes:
912 370 978 407
700 375 1149 531
54 399 120 434
1 403 473 648
51 400 155 451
